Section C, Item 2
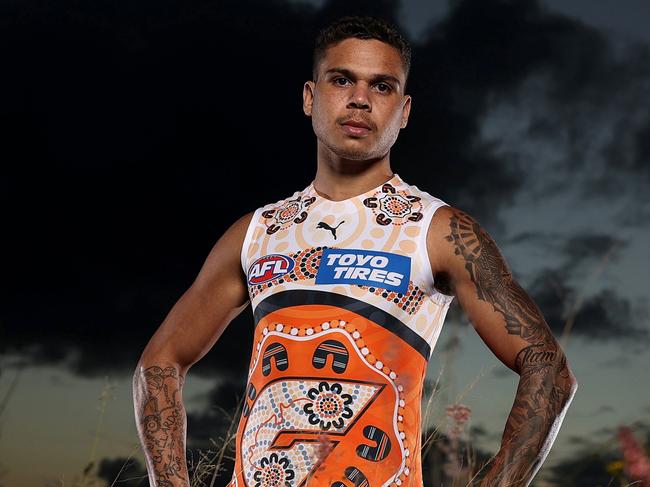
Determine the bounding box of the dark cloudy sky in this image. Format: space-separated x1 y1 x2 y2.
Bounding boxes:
1 0 649 486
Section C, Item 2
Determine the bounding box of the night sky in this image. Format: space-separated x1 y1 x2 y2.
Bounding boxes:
1 1 649 486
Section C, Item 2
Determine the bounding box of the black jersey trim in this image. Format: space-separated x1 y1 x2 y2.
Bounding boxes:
253 289 431 359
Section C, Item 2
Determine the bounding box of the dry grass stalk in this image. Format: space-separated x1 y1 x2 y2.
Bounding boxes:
559 239 621 347
188 396 243 487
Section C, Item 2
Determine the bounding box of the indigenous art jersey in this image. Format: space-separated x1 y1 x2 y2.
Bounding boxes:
229 174 454 487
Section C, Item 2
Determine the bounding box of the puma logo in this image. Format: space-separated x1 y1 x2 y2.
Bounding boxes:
316 221 345 239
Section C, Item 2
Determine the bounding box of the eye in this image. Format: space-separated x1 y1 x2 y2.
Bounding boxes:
374 82 393 93
333 77 352 87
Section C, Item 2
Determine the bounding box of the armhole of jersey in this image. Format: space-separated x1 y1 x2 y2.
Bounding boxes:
240 208 261 275
419 201 455 306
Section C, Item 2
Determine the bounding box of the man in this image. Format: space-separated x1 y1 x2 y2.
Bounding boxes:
133 16 577 487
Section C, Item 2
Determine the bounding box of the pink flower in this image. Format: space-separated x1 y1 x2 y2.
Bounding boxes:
617 426 650 485
445 404 472 440
446 404 472 425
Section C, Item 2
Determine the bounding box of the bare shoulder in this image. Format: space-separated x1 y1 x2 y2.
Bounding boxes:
425 206 461 275
425 204 456 251
191 211 255 291
425 205 501 295
227 211 256 241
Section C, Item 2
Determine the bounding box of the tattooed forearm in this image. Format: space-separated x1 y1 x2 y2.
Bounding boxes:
445 211 577 486
133 364 189 487
479 347 575 486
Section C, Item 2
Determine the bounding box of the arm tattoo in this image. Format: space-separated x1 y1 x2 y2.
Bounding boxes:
134 365 189 487
445 211 547 343
446 211 576 486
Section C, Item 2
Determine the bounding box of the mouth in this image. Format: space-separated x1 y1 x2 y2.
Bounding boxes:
340 119 372 137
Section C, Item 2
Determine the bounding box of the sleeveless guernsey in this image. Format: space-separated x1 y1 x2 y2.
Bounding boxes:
229 174 454 487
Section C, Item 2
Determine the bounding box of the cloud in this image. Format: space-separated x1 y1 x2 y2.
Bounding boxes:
566 435 591 446
506 231 561 247
591 425 617 438
530 267 648 342
594 405 615 415
562 234 626 269
469 424 489 438
572 289 645 340
469 13 650 215
597 354 634 369
635 118 650 172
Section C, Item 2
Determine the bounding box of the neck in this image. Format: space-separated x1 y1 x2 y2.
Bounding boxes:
313 143 394 201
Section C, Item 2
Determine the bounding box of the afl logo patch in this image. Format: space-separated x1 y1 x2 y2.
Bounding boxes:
248 254 295 285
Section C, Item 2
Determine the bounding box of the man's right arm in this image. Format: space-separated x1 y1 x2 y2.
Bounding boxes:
132 212 254 487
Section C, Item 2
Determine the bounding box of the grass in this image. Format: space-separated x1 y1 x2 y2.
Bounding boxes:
188 398 242 487
0 358 25 487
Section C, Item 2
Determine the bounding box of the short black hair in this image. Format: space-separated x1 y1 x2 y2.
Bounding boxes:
312 16 411 86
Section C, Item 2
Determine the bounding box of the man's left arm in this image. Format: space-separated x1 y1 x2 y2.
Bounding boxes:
427 206 578 487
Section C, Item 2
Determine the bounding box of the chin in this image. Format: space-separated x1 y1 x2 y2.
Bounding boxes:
330 140 385 161
335 149 385 162
333 149 376 161
315 127 387 161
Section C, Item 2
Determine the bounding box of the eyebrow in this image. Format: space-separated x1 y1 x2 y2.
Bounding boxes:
324 67 402 89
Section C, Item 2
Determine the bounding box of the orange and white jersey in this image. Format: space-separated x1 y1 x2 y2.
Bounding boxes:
229 174 454 487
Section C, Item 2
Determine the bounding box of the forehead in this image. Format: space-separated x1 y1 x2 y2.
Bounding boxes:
318 38 406 83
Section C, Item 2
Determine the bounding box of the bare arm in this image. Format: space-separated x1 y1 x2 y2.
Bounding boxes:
132 212 253 487
427 206 578 487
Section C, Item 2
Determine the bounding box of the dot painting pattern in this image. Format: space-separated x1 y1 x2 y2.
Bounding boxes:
362 183 424 226
236 317 414 487
262 195 316 235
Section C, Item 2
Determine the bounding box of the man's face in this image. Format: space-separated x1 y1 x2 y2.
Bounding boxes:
303 38 411 161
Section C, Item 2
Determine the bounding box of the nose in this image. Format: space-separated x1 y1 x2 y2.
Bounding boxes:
346 83 371 111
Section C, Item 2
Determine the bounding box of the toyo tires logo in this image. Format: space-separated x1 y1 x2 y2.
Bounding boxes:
315 248 411 294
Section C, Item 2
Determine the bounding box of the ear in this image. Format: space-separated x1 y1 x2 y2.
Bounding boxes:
400 95 412 129
303 80 315 117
